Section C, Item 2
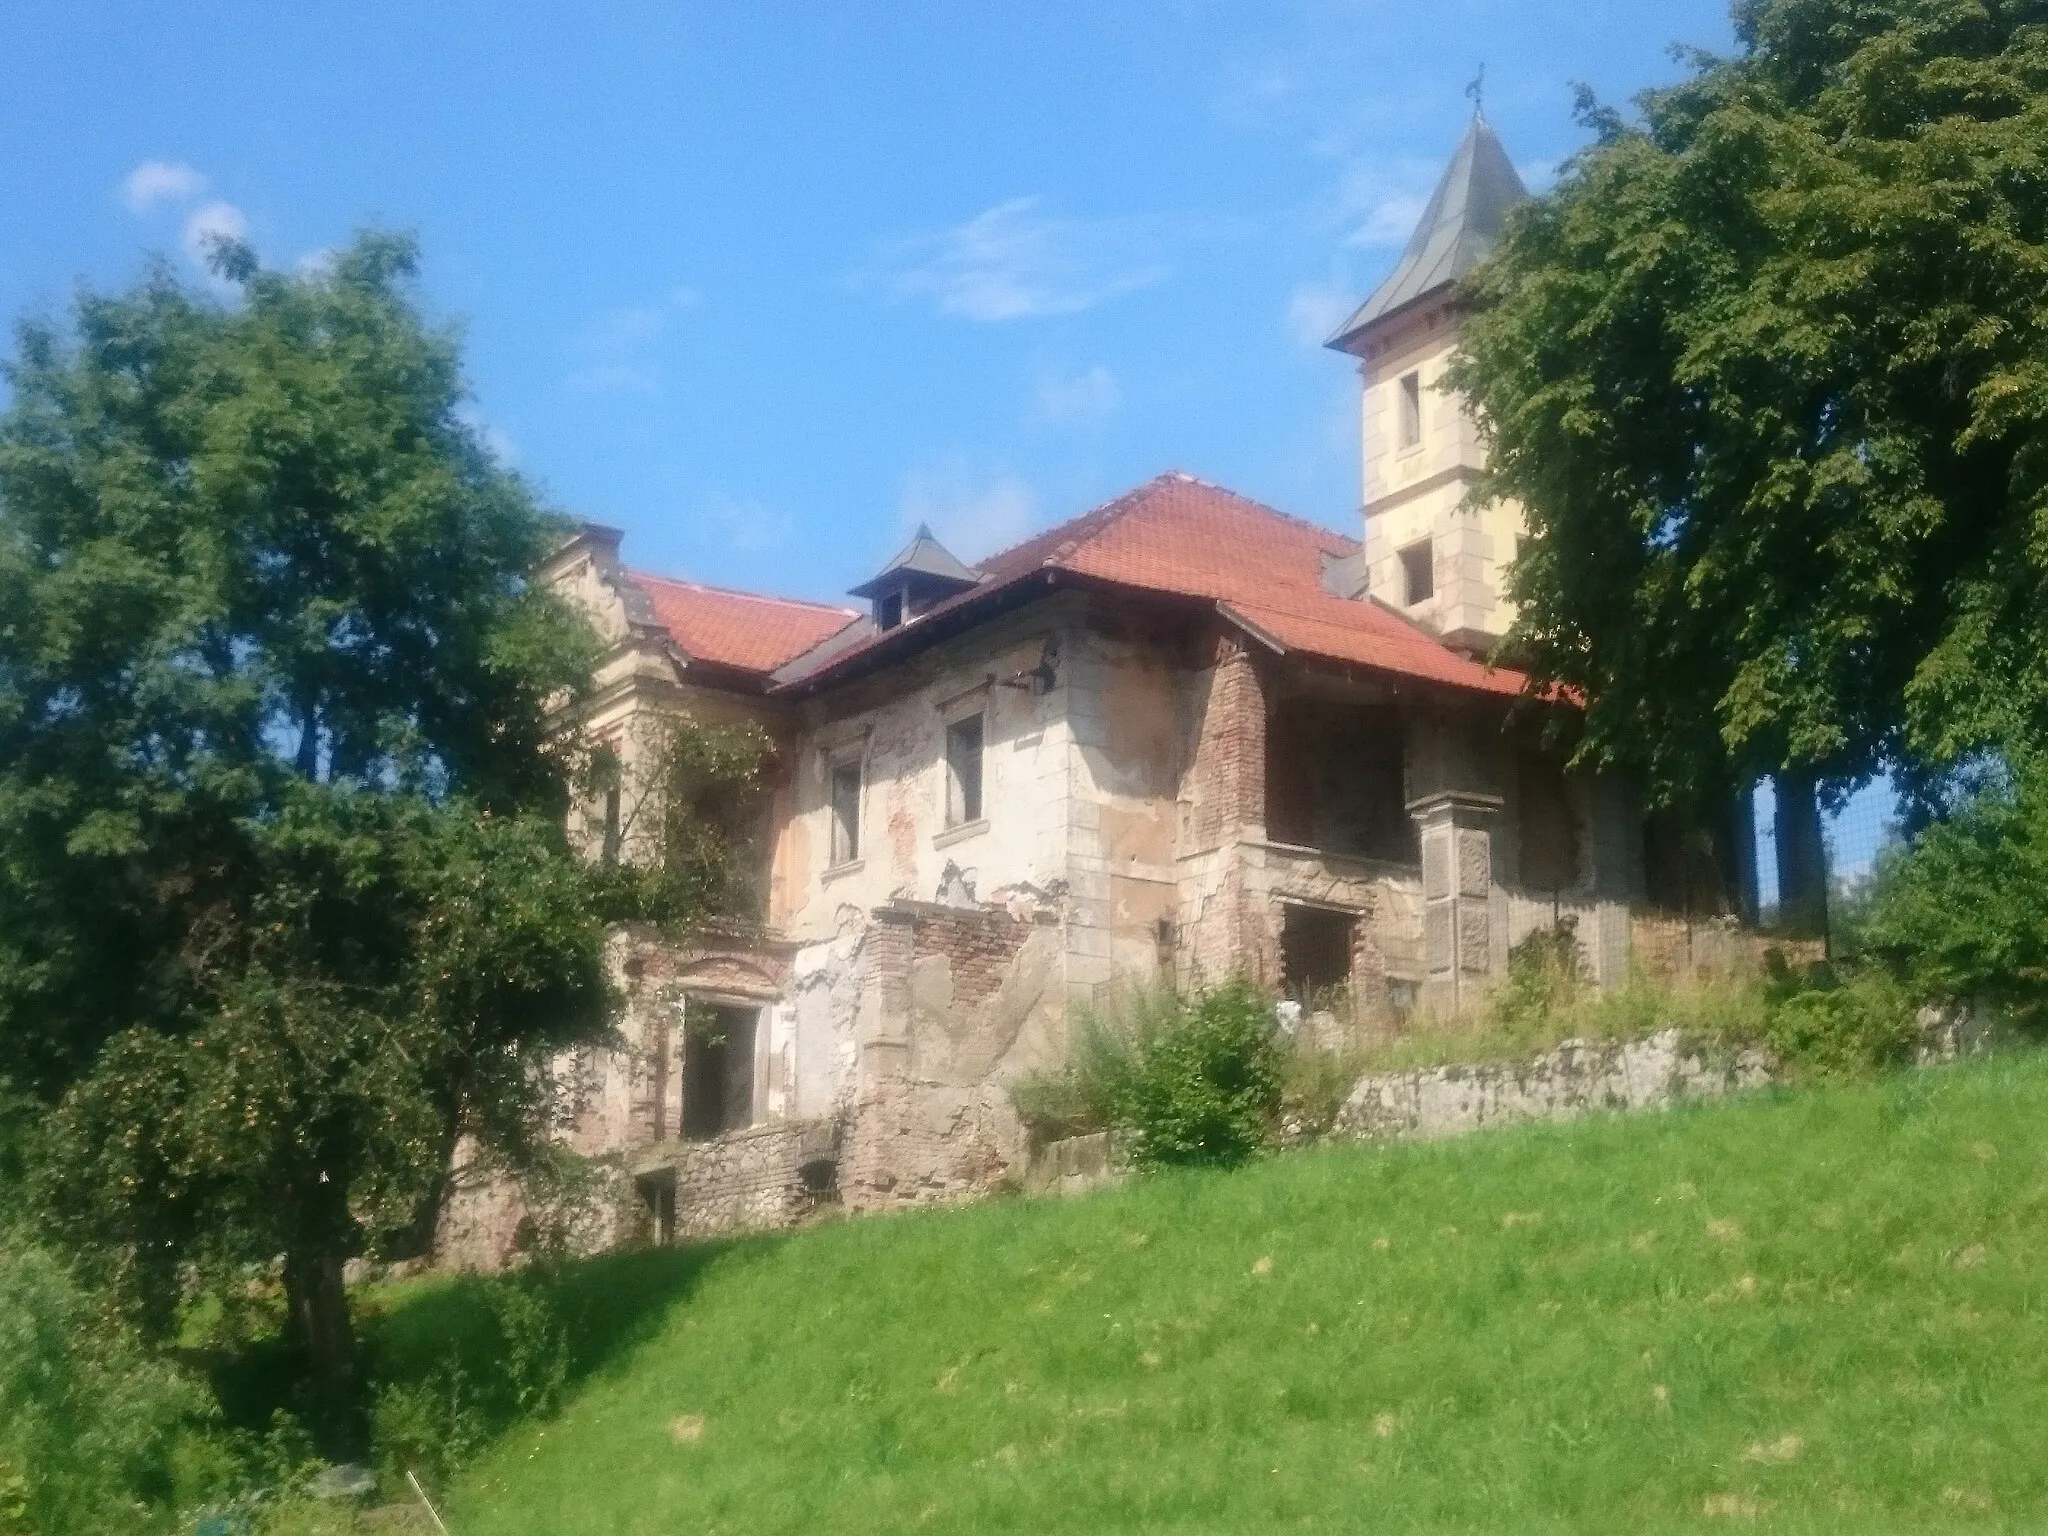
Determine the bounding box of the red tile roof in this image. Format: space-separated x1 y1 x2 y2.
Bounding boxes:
630 571 858 677
776 473 1528 698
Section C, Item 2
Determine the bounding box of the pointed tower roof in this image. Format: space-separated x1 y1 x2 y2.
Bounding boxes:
847 523 981 599
1327 115 1529 353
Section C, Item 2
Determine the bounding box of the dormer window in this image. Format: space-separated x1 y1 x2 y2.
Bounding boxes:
849 523 982 628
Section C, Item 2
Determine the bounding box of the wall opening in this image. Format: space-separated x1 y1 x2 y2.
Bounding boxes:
682 1003 758 1140
1400 540 1434 605
1398 370 1422 449
830 760 862 865
1516 751 1579 893
1280 904 1355 1000
1265 698 1417 863
945 711 985 825
636 1171 676 1246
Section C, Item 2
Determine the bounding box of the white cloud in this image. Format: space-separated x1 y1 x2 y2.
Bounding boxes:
899 458 1040 561
568 287 701 394
872 198 1170 322
1326 157 1439 250
1032 363 1122 427
182 200 249 267
455 405 518 468
1286 282 1356 349
122 160 206 213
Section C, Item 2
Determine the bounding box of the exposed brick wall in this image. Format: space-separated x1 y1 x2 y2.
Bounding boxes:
1176 636 1273 983
840 901 1055 1210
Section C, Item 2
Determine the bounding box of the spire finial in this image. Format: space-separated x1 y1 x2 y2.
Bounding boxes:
1465 63 1486 119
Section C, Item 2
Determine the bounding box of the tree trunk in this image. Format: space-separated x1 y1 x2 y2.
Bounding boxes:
284 1245 364 1454
1773 767 1829 940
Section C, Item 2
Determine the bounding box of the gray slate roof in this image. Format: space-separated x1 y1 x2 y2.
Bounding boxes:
846 523 982 599
1327 115 1529 352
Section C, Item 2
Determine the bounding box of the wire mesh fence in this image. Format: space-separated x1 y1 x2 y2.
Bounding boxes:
1749 775 1901 953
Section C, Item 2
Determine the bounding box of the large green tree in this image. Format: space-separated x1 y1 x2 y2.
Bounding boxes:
1452 0 2048 898
0 233 608 1441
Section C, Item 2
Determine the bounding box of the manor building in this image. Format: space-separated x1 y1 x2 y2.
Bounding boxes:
439 117 1734 1266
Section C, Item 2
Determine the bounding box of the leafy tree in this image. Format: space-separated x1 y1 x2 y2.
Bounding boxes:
1452 0 2048 894
0 233 608 1444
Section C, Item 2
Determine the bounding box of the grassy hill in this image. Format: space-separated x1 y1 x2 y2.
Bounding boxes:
372 1054 2048 1535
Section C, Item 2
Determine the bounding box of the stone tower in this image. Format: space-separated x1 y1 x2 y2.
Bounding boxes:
1326 115 1529 656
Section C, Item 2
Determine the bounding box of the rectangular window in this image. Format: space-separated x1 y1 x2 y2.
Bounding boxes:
946 712 984 826
830 760 862 865
1400 539 1434 605
1281 904 1356 1001
1398 371 1422 450
877 589 904 630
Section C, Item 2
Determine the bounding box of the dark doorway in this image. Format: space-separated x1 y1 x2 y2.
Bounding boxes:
1280 904 1356 1000
682 1003 758 1140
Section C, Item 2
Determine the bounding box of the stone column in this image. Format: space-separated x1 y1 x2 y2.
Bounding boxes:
1411 789 1502 1011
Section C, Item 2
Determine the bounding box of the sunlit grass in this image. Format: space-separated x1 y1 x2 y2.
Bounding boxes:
355 1053 2048 1534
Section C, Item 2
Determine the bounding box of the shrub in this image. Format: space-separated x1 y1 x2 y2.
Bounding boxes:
1860 756 2048 1026
1115 979 1283 1171
0 1244 207 1534
1761 960 1920 1079
1490 920 1589 1033
1012 978 1285 1169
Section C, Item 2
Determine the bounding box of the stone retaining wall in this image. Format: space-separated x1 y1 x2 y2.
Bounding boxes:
1336 1028 1775 1142
634 1118 838 1241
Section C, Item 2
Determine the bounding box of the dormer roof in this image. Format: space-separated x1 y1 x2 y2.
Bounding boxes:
846 523 982 600
1327 114 1529 353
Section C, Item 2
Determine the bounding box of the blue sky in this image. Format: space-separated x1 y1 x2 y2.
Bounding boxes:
4 1 1735 605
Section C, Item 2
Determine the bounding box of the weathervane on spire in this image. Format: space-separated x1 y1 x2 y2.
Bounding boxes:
1466 63 1486 118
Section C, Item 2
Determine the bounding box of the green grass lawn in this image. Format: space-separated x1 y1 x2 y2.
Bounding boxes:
380 1054 2048 1534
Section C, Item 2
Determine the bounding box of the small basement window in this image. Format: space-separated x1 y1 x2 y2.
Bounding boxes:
682 1003 758 1140
1397 370 1422 450
1281 904 1356 1001
830 760 862 865
1400 539 1434 606
946 712 984 826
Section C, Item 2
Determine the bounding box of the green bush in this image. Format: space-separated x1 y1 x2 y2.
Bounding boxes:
1114 979 1283 1171
1012 978 1284 1169
1860 756 2048 1026
1489 920 1590 1034
0 1244 207 1534
1762 961 1921 1079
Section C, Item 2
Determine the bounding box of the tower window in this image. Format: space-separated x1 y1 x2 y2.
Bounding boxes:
1400 539 1435 606
1398 371 1422 450
876 589 904 630
830 760 862 865
946 712 984 826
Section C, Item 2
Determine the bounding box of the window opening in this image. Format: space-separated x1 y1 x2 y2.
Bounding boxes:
1398 371 1422 449
1400 540 1434 606
877 589 904 630
1281 904 1355 1001
682 1003 758 1140
946 712 985 826
830 760 862 865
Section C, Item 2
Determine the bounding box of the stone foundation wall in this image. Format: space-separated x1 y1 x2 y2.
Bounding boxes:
635 1119 838 1240
1337 1028 1775 1142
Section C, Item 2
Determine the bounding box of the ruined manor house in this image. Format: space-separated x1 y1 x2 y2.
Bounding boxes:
437 117 1747 1268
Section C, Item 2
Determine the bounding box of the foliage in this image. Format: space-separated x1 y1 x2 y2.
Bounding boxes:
1760 958 1921 1078
0 1244 208 1535
296 1053 2048 1535
0 232 610 1438
1847 753 2048 1027
1488 919 1591 1033
585 715 773 928
1451 0 2048 810
368 1274 568 1494
1013 979 1283 1170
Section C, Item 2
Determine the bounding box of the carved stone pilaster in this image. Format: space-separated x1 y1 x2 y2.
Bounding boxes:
1410 789 1503 1009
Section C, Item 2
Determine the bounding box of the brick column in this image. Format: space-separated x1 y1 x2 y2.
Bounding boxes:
1412 789 1502 1011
